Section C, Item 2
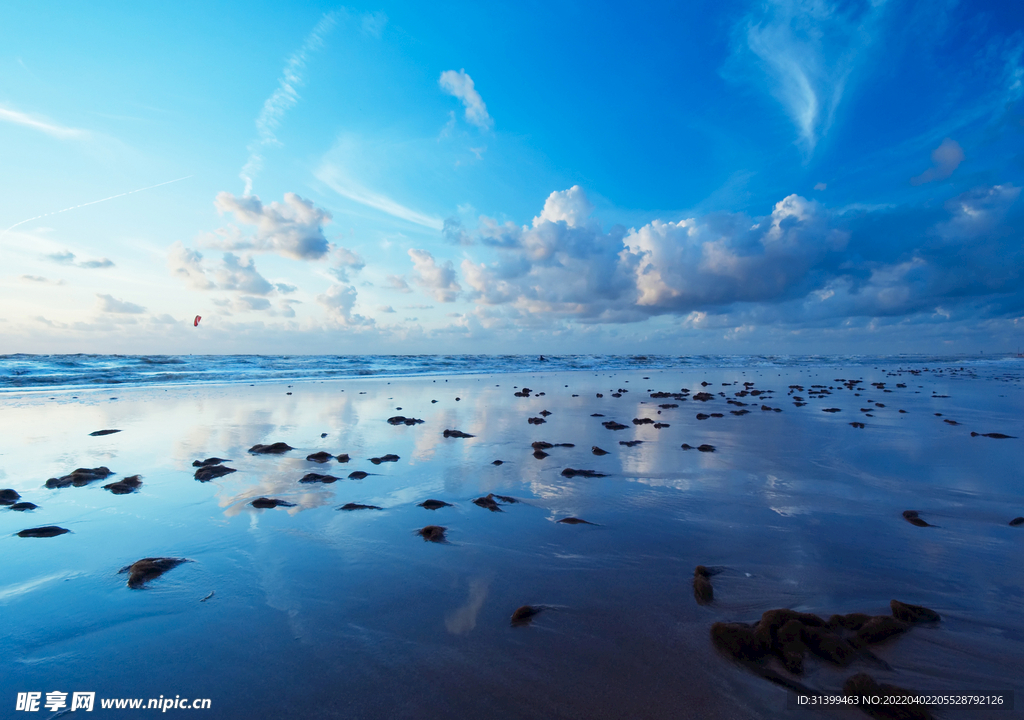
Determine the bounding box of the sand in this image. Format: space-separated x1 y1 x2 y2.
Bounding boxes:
1 366 1022 718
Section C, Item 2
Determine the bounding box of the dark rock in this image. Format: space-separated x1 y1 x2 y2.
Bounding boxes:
632 417 654 425
590 413 604 417
251 497 296 508
511 605 541 626
801 625 857 665
45 467 114 489
418 525 447 542
492 460 504 465
592 446 609 455
300 473 340 483
619 440 643 447
491 494 518 504
192 457 230 467
890 600 940 623
902 510 934 527
558 517 595 525
693 566 713 605
602 421 628 430
0 488 21 504
336 453 350 463
971 432 1016 438
369 454 400 465
731 410 750 416
339 502 382 511
697 444 716 452
943 419 959 425
539 410 552 416
249 442 293 454
528 417 546 425
533 450 549 459
387 415 424 425
89 429 121 436
823 408 842 413
473 496 502 512
1010 517 1024 526
348 471 369 479
194 465 237 482
532 441 554 450
119 557 191 589
306 451 335 463
842 673 933 720
828 613 873 631
443 429 475 438
17 525 70 538
9 502 37 511
561 468 607 478
850 422 865 428
321 433 328 438
418 499 452 510
693 392 714 401
711 622 767 662
854 616 909 645
696 413 710 420
104 475 142 494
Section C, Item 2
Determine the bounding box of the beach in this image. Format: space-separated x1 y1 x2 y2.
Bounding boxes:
2 363 1022 719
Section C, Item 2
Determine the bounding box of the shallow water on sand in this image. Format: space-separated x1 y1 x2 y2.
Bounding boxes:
1 367 1022 718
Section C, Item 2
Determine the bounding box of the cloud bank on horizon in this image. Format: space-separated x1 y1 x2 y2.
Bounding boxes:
1 0 1023 354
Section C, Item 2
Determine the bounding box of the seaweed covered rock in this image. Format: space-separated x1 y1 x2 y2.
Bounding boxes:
119 557 191 589
45 467 113 489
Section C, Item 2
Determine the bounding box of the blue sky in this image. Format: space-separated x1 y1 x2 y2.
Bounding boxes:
2 0 1023 354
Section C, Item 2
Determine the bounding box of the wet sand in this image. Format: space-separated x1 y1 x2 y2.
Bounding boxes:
1 366 1022 718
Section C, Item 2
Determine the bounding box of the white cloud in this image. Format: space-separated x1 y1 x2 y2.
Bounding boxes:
384 275 413 293
216 253 274 295
328 245 366 281
241 12 339 194
44 250 114 269
317 164 444 230
96 294 146 314
167 242 215 290
20 275 63 285
317 283 372 325
206 192 331 260
439 69 493 130
0 106 85 139
408 249 461 302
911 138 965 185
731 0 886 155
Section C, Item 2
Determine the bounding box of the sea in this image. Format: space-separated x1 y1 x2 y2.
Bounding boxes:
1 353 1021 391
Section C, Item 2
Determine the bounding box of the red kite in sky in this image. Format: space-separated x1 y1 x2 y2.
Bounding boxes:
194 315 201 327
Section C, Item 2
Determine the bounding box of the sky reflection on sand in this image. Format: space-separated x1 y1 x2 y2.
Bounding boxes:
1 367 1022 718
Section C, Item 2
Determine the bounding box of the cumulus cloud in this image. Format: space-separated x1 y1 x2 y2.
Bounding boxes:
44 250 114 268
442 216 473 245
317 283 372 325
96 294 146 314
911 138 965 185
409 249 462 302
328 245 366 281
384 274 412 293
216 253 274 295
439 69 493 130
453 182 1024 330
205 192 331 260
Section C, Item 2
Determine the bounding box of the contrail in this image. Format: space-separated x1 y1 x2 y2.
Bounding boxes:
0 175 194 238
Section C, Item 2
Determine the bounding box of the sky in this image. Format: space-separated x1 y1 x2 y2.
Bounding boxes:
2 0 1023 355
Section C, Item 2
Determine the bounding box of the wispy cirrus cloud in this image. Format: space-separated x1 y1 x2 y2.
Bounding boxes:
729 0 887 156
0 106 85 139
240 11 340 195
316 163 444 230
44 250 115 269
